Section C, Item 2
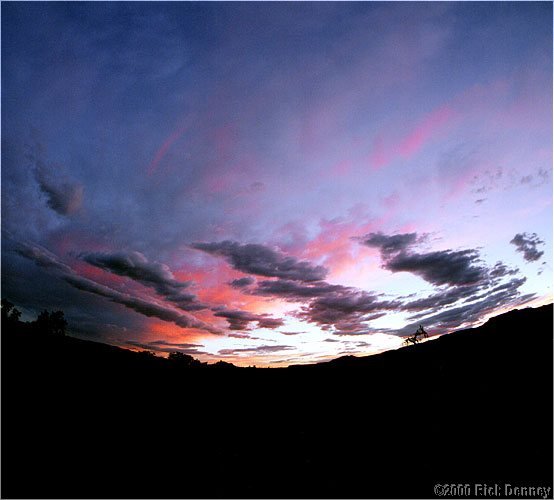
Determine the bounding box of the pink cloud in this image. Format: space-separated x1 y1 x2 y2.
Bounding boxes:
147 124 188 176
398 105 454 158
329 159 353 177
369 105 456 170
300 216 378 278
367 104 456 172
369 136 389 171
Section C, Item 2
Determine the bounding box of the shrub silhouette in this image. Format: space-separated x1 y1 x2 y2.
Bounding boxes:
168 351 204 368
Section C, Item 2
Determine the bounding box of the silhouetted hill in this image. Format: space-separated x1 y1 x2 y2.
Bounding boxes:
291 303 553 370
2 304 552 498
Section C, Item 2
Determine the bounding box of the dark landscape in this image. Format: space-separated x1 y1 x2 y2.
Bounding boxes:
2 303 552 499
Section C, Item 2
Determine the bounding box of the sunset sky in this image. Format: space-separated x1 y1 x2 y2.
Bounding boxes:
2 2 552 366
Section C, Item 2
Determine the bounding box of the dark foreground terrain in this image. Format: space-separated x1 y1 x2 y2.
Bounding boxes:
2 304 553 498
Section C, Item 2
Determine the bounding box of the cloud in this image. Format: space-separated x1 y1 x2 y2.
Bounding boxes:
400 279 532 334
520 168 549 187
14 239 75 275
361 232 488 287
489 261 519 279
252 278 397 335
228 276 256 289
358 232 532 334
218 345 294 356
520 175 533 184
361 232 420 256
37 175 84 216
13 238 222 335
63 274 220 333
402 283 484 312
400 261 520 314
80 250 207 311
298 294 391 335
254 279 344 299
149 340 202 348
211 232 530 337
191 241 327 281
510 233 545 262
27 143 84 216
212 307 284 330
125 340 208 356
385 249 487 287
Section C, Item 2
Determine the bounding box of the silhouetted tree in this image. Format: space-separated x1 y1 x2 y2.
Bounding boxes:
2 299 22 325
403 324 428 346
49 311 67 336
168 351 203 368
35 309 67 336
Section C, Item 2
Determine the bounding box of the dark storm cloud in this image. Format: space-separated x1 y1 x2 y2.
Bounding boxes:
510 233 545 262
212 307 284 330
228 276 256 289
361 232 420 256
80 251 207 311
191 241 327 282
13 238 222 335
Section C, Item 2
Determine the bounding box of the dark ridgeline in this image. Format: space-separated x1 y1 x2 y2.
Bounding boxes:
1 302 553 499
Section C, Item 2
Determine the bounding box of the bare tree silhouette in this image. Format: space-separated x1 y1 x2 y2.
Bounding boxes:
403 324 428 346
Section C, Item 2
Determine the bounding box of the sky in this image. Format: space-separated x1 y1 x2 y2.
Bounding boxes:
2 2 552 367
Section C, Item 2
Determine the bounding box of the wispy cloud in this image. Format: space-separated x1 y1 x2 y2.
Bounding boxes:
80 250 208 311
13 238 222 335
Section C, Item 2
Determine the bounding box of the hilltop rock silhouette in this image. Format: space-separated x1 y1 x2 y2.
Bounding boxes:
2 303 552 498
